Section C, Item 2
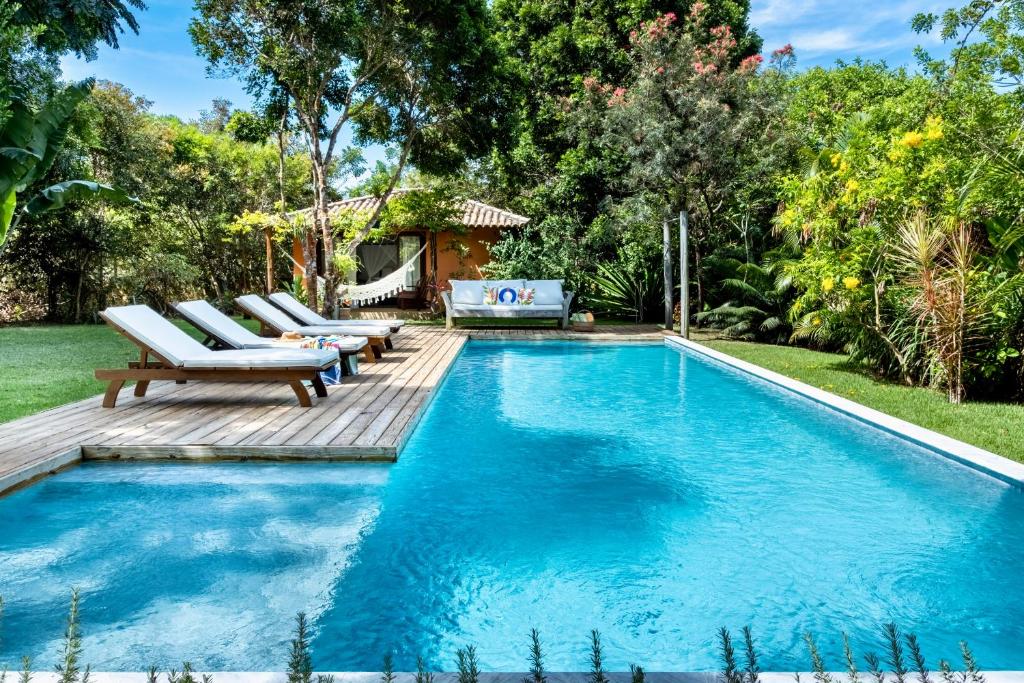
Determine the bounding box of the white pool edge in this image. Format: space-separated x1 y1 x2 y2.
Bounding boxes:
19 672 1024 682
665 336 1024 488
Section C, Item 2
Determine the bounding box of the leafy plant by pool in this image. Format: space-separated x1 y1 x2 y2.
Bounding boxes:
0 592 991 682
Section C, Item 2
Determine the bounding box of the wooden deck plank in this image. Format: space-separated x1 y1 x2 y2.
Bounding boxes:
0 324 665 494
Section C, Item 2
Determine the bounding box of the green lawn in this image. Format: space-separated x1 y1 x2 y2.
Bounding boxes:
0 318 259 424
702 338 1024 463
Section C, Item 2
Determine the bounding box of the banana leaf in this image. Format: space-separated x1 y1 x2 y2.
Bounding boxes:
23 180 139 216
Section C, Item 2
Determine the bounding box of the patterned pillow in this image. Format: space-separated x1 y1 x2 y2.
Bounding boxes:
483 286 498 305
517 287 535 305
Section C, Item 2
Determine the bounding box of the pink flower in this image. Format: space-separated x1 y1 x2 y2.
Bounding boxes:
738 54 764 72
664 12 677 23
772 43 795 57
656 66 665 74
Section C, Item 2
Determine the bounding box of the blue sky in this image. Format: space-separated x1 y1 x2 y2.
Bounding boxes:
59 0 953 180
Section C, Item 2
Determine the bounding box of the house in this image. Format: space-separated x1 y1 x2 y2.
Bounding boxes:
291 191 530 308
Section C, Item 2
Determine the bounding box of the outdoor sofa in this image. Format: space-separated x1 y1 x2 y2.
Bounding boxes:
441 279 574 329
95 304 338 408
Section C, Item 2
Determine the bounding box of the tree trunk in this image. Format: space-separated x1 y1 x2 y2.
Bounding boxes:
264 227 274 295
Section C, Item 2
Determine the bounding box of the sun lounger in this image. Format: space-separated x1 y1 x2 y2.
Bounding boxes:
95 305 339 408
268 292 404 334
235 295 392 360
173 299 372 370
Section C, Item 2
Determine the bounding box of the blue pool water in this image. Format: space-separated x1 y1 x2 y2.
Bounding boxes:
0 341 1022 672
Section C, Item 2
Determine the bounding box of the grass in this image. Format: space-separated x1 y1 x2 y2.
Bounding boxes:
702 338 1024 463
0 318 259 424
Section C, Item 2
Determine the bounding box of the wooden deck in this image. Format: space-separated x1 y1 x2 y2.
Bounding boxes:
0 324 665 494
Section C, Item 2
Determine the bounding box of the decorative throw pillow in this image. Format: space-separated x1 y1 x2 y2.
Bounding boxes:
483 286 498 305
496 286 519 304
517 287 535 305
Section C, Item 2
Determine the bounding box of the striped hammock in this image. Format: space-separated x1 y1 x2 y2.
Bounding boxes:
286 244 426 305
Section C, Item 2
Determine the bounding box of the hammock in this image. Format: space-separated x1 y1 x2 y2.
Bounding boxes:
285 244 427 305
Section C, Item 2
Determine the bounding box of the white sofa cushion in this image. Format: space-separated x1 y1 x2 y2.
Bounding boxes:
527 280 565 306
452 304 565 314
450 280 484 305
294 324 390 337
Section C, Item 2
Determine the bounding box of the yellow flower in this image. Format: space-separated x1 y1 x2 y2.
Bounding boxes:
822 277 835 292
844 179 859 193
900 131 924 148
812 317 822 326
843 276 860 290
839 161 849 174
830 152 842 167
924 115 944 141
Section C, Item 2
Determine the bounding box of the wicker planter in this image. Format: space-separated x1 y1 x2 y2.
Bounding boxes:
570 311 595 332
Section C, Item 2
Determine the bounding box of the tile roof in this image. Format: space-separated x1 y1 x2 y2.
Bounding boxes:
303 190 530 229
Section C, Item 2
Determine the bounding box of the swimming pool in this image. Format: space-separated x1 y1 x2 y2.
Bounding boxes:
0 341 1021 672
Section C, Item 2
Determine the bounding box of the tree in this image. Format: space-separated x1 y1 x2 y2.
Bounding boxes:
0 79 136 255
190 0 507 314
482 0 762 297
581 6 787 317
11 0 144 60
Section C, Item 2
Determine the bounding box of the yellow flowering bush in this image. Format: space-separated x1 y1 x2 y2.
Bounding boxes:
843 276 860 290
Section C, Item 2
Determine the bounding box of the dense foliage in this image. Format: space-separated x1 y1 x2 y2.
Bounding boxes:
1 0 1023 403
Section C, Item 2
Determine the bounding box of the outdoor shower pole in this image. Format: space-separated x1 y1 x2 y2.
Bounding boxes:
663 218 673 331
680 210 689 339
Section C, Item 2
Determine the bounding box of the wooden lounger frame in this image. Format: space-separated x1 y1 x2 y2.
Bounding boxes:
95 312 333 408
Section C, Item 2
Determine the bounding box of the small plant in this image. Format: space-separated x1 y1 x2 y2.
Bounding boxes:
630 663 645 683
842 633 861 683
288 613 314 683
416 655 434 683
803 632 834 683
456 646 479 683
525 628 546 683
19 658 30 683
167 662 212 683
147 665 158 683
588 630 609 683
907 633 930 683
381 654 396 683
883 623 908 683
742 626 761 683
865 652 885 683
719 627 742 683
55 589 87 683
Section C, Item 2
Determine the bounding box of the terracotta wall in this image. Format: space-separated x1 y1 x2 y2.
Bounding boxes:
433 227 501 285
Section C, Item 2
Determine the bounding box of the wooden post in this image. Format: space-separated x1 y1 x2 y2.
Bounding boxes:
679 210 689 339
663 218 673 330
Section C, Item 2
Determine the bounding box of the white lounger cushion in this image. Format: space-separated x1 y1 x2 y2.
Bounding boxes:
268 292 404 328
174 300 271 349
237 295 391 338
102 305 335 369
181 347 337 369
526 280 565 306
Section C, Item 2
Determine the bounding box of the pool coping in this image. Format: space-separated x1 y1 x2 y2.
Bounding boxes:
665 336 1024 488
18 672 1024 682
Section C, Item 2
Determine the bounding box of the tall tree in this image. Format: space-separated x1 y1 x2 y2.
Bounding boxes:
190 0 507 314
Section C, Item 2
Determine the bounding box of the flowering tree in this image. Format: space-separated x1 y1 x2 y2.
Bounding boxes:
580 4 790 314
